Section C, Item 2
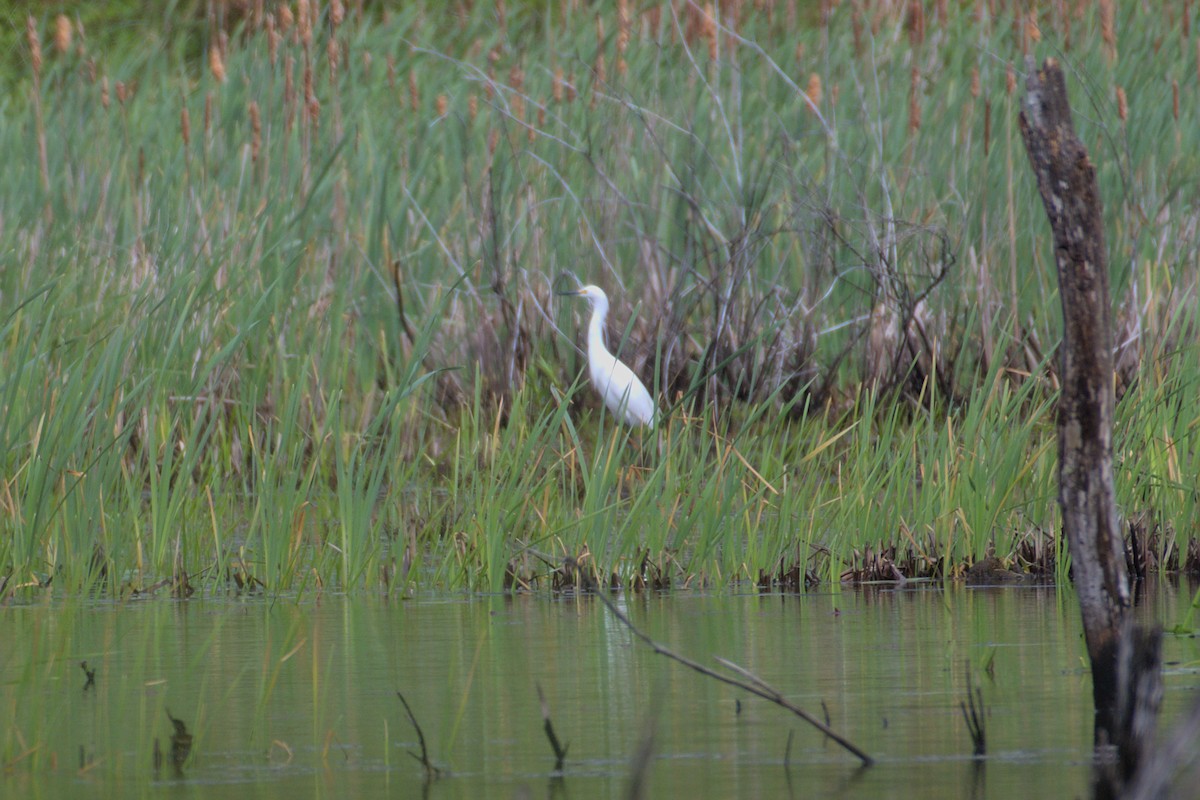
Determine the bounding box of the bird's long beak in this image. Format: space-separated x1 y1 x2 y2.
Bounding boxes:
556 288 582 296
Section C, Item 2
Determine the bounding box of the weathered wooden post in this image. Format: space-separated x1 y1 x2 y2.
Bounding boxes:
1017 58 1161 798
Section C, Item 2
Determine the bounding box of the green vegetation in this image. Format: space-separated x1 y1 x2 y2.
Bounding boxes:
2 1 1197 598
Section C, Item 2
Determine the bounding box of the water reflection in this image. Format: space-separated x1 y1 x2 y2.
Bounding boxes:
2 582 1198 798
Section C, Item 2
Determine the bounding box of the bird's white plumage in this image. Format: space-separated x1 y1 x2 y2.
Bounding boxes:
566 285 656 428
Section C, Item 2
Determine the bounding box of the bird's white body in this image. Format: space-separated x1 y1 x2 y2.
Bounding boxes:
567 285 656 428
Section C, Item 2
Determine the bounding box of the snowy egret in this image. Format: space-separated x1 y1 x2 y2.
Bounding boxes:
559 284 657 428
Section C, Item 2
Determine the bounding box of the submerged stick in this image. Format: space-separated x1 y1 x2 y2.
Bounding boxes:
396 691 443 779
574 559 873 766
960 663 986 757
536 683 569 771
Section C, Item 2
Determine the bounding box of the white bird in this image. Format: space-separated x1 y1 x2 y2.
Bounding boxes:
559 284 657 428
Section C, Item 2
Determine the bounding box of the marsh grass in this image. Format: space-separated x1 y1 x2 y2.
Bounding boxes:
2 2 1198 598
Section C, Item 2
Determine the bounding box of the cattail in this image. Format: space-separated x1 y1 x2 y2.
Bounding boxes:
116 80 128 107
435 93 447 117
496 0 507 35
26 16 42 76
249 101 261 161
508 64 524 92
101 76 110 108
1026 11 1040 43
805 73 822 111
794 41 804 65
468 94 477 122
408 70 419 112
1005 62 1016 96
204 91 213 137
537 105 546 129
617 0 630 75
285 56 295 109
387 54 396 90
268 16 280 64
908 67 921 133
303 58 318 125
488 127 499 155
330 0 345 28
298 0 312 48
906 0 925 48
55 15 71 55
1100 0 1116 62
703 2 718 61
553 66 564 103
278 4 294 33
970 66 980 99
566 72 577 102
1116 86 1127 122
1173 79 1180 122
181 104 191 147
209 44 226 83
327 36 339 81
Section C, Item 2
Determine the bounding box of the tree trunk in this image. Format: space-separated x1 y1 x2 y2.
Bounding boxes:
1017 57 1161 797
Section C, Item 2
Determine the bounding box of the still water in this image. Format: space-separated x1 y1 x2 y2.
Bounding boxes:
3 584 1198 799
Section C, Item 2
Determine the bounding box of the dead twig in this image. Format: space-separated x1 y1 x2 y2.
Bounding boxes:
571 558 873 766
960 663 986 757
397 690 444 779
536 683 569 772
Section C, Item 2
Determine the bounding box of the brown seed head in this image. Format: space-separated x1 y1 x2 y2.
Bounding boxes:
805 73 822 110
1005 63 1016 96
1116 86 1127 121
704 2 717 61
210 45 226 83
436 94 448 117
278 5 294 32
327 36 339 80
101 76 110 108
1100 0 1116 61
27 16 42 76
249 101 261 162
269 21 280 65
55 15 72 55
298 0 312 48
331 0 345 28
553 67 564 103
1173 79 1180 121
181 105 191 147
409 70 420 112
970 66 980 99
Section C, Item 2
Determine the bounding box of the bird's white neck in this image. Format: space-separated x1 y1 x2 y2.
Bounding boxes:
587 299 611 361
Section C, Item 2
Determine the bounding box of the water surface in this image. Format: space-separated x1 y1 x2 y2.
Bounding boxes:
3 583 1198 798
